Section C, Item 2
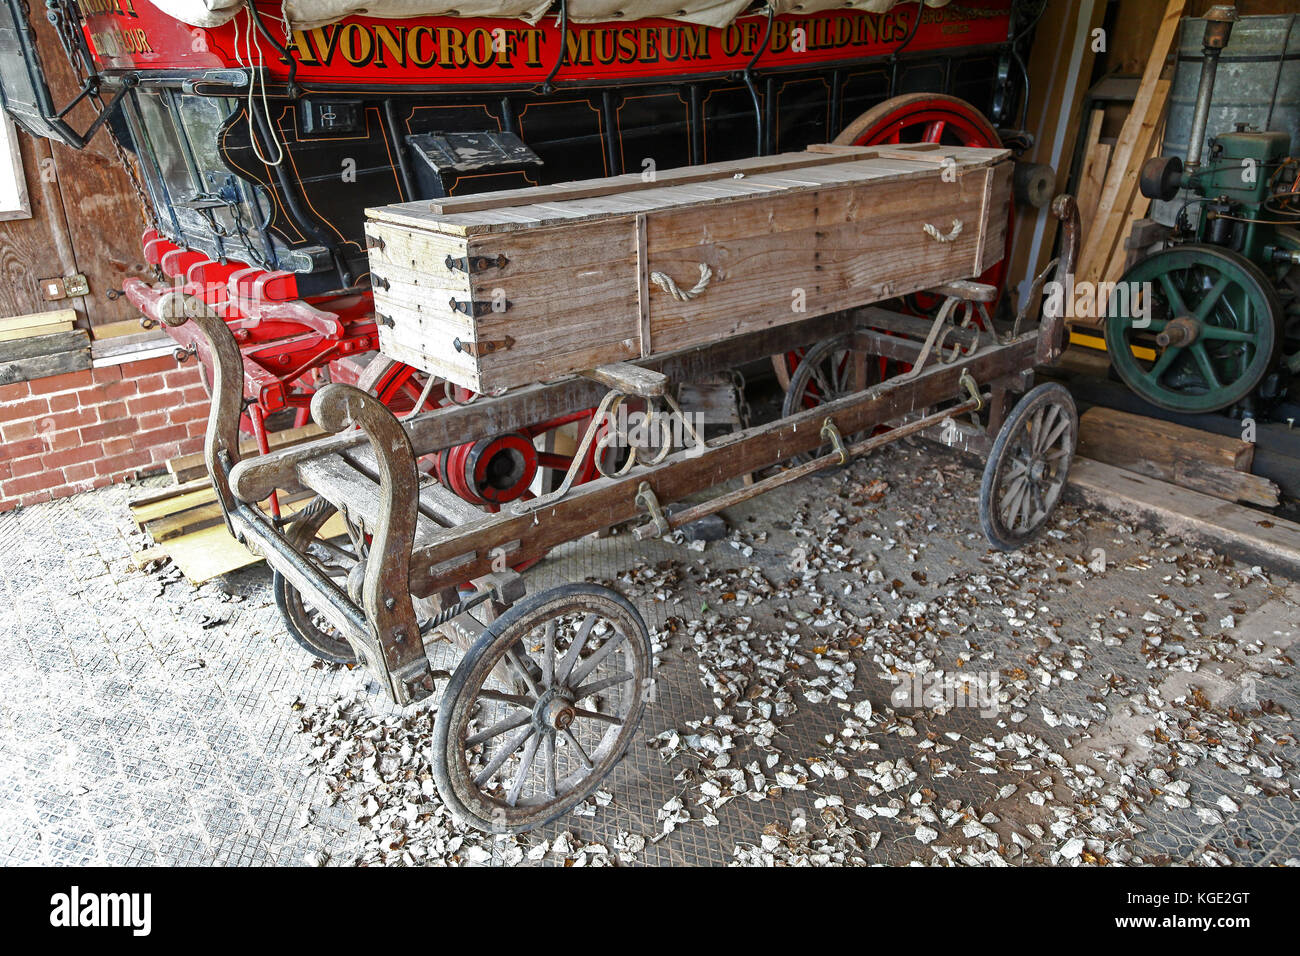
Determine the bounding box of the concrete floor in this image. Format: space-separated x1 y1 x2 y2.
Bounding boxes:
0 439 1297 866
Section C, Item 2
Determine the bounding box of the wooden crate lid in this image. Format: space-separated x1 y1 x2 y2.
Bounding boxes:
366 143 1011 238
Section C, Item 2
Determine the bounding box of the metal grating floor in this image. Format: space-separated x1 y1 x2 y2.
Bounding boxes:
0 440 1297 866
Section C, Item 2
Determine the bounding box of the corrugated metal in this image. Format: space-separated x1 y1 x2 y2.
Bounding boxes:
1153 14 1300 226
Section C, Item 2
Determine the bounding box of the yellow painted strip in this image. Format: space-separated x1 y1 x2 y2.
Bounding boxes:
1069 331 1156 362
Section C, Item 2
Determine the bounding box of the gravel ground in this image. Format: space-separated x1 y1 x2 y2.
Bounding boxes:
0 437 1297 866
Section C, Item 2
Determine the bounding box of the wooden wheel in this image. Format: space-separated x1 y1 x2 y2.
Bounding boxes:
779 334 875 462
271 496 363 664
979 383 1077 551
432 583 653 833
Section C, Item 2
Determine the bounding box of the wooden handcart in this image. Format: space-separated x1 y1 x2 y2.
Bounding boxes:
164 144 1081 833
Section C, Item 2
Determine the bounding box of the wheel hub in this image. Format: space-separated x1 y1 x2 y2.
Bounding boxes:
1156 315 1200 348
534 687 576 731
1029 458 1047 482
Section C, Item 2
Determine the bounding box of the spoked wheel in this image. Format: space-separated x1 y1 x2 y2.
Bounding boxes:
979 383 1077 552
780 334 876 462
356 353 474 415
272 496 363 664
1104 245 1282 414
432 583 653 834
834 93 1011 315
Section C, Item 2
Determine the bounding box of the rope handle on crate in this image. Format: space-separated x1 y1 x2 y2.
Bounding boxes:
922 219 963 243
650 262 713 301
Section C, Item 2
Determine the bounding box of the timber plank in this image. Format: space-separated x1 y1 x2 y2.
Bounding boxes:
1068 458 1300 574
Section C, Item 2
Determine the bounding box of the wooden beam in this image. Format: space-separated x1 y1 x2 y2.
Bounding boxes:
1069 458 1300 574
1077 0 1184 281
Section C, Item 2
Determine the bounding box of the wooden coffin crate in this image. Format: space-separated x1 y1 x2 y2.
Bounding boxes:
365 143 1012 392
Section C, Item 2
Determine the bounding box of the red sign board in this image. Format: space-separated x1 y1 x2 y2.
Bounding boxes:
81 0 1012 84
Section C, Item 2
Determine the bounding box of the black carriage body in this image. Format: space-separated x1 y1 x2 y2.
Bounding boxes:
115 42 1013 299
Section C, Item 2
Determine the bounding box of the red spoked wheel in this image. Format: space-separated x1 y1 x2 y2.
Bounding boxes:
833 93 1013 315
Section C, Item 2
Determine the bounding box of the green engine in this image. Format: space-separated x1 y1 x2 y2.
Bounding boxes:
1104 6 1300 417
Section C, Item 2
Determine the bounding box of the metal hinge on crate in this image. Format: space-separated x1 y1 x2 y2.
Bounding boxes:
445 253 509 276
449 297 510 317
453 335 514 357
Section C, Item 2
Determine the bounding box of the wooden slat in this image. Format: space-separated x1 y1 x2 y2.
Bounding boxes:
422 143 959 216
1069 458 1300 573
1076 110 1109 245
0 328 90 385
1078 0 1184 281
167 423 324 484
0 308 76 334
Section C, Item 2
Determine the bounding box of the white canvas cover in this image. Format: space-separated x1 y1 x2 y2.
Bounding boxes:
150 0 950 31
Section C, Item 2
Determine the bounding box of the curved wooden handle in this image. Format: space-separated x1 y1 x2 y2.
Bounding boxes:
310 384 433 704
162 295 245 535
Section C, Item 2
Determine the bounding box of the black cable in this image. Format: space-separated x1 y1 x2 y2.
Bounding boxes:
245 0 299 97
1010 0 1047 129
743 6 775 157
540 0 568 95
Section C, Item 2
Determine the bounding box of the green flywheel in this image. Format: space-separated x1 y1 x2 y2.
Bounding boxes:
1103 244 1282 414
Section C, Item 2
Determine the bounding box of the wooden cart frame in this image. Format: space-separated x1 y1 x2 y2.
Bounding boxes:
164 196 1080 833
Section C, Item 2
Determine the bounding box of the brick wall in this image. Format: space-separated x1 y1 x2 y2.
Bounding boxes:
0 356 209 512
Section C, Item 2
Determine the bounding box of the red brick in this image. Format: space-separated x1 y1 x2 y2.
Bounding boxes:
126 392 171 416
91 365 122 384
0 499 16 514
28 370 94 395
4 474 57 497
63 462 95 483
79 418 135 443
44 428 82 451
18 490 53 507
47 392 78 412
178 385 209 405
163 369 195 389
134 424 188 449
0 382 30 403
95 453 142 478
168 401 209 424
5 438 45 459
94 401 131 423
184 419 206 438
41 444 101 470
2 397 50 422
1 419 37 442
122 355 175 377
49 407 97 431
9 456 52 479
102 436 135 456
0 460 9 481
91 475 112 490
135 411 168 431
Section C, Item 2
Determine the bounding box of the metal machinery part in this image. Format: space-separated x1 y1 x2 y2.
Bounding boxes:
1107 6 1300 414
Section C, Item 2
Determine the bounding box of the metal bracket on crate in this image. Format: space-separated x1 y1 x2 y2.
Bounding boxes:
453 335 514 357
445 253 509 276
450 297 510 318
